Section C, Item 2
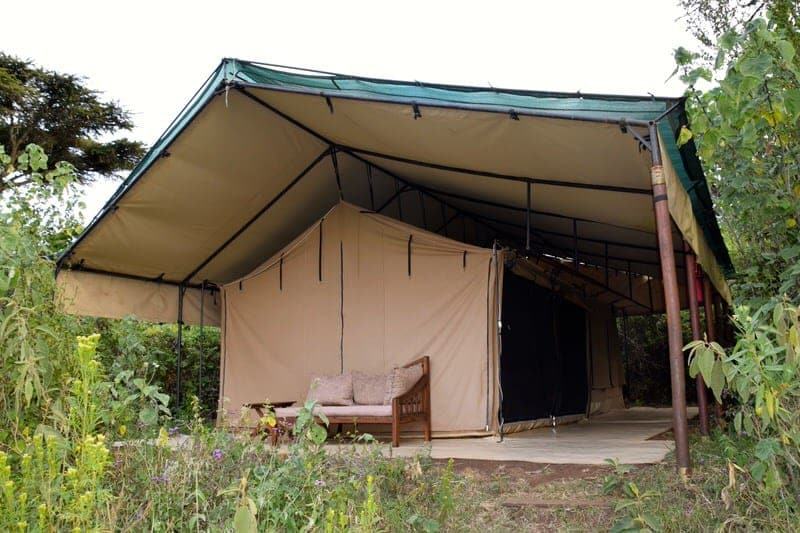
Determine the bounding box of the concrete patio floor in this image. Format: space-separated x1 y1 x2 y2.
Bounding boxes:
339 407 698 465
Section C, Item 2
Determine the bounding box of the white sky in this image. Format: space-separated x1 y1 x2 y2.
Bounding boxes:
1 0 693 221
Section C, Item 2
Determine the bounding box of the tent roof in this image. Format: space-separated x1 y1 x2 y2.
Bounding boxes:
56 58 732 316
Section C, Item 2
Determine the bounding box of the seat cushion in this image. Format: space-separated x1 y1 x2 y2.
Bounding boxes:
384 364 424 404
352 371 390 405
275 404 392 419
306 373 354 406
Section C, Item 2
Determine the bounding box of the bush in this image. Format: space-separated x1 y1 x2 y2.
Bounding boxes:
686 298 800 522
0 335 113 531
109 402 465 531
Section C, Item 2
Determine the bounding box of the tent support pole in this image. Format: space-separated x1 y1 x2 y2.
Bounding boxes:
419 191 428 229
627 261 633 299
440 204 449 237
331 147 343 200
702 272 724 422
506 243 653 312
345 145 652 195
180 149 329 285
649 122 691 477
176 285 186 410
343 148 670 276
366 164 375 210
493 242 505 441
395 179 404 220
604 243 610 287
525 182 531 251
685 244 710 436
622 309 629 403
397 179 669 243
458 208 673 268
573 219 579 267
198 280 206 405
376 185 408 213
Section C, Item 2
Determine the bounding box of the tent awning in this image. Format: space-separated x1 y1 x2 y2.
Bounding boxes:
56 58 732 323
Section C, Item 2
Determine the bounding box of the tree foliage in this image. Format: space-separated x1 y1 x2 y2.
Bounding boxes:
676 1 800 306
0 53 145 194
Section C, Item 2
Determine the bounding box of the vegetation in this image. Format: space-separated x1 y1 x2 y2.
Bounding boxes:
0 53 145 194
1 1 800 530
676 0 800 304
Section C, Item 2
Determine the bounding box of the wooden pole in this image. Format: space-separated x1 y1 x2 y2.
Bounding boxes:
650 123 691 476
702 274 724 421
684 243 709 436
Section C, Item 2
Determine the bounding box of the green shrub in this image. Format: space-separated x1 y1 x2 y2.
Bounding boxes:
109 403 468 531
0 334 112 531
686 299 800 522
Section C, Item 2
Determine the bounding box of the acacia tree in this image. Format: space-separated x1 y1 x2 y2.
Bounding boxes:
676 0 800 305
0 53 145 194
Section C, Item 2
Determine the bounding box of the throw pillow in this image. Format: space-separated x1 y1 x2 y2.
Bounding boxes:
306 373 354 406
384 364 424 405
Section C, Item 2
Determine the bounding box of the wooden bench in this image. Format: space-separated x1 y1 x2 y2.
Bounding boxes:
273 356 431 447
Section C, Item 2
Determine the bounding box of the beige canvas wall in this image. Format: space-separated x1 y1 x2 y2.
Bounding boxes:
220 201 626 433
56 269 220 326
588 303 626 413
220 202 498 432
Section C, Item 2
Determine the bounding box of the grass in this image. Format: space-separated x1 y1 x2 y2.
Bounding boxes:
447 433 798 532
31 408 796 531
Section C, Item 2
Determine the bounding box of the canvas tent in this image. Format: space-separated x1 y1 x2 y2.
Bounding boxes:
55 59 732 465
218 201 624 434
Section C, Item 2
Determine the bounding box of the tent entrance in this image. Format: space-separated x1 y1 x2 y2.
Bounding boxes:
500 266 588 425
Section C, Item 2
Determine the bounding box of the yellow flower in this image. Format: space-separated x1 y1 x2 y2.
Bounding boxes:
118 425 127 437
156 427 170 448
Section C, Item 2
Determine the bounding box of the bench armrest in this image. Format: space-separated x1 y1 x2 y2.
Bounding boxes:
392 373 430 417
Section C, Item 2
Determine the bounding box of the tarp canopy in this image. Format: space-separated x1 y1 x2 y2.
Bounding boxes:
56 58 732 325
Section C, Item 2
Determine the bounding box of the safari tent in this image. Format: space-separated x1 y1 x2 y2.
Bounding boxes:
215 200 625 435
55 59 732 468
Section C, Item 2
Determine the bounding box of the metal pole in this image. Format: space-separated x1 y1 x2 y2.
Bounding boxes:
702 273 724 421
366 164 375 211
649 123 691 476
526 182 531 251
419 191 428 230
627 261 633 299
573 219 579 268
622 309 629 403
197 281 206 405
684 243 709 436
176 285 186 409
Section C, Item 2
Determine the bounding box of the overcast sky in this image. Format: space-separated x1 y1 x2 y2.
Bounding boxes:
2 0 694 220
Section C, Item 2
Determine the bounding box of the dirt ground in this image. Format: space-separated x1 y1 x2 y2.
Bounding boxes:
443 458 608 488
434 458 621 530
433 420 715 530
